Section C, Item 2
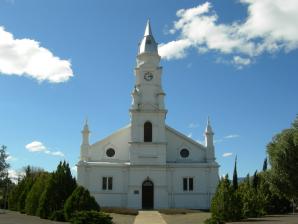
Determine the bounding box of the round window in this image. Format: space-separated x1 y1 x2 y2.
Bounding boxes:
106 148 115 157
180 148 189 158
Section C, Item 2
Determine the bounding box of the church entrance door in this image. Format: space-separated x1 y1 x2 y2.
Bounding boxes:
142 180 154 209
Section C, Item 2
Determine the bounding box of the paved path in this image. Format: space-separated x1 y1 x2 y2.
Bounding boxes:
134 211 167 224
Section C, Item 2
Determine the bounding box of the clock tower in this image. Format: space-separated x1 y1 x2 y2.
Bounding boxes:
129 20 167 165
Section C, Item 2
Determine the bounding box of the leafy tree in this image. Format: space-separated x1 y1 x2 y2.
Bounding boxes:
232 156 238 190
0 145 10 181
267 116 298 201
262 157 268 171
64 186 100 221
258 171 291 214
37 161 77 219
209 175 243 222
252 170 259 190
238 174 265 218
16 166 42 212
25 172 50 215
0 145 10 208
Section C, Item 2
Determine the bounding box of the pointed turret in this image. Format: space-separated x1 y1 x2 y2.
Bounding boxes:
205 117 215 162
205 117 214 135
138 19 158 55
81 119 90 147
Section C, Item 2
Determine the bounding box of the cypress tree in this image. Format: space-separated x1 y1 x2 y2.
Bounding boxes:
232 156 238 190
25 172 50 215
262 158 268 171
37 161 76 219
252 170 259 190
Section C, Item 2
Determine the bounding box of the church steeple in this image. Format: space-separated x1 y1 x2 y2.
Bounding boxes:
138 19 158 55
129 21 167 165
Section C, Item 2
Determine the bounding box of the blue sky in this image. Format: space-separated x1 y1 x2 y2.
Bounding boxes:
1 0 298 179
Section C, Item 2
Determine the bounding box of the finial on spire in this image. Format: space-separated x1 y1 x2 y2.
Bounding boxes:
144 19 153 36
205 116 213 134
83 117 90 132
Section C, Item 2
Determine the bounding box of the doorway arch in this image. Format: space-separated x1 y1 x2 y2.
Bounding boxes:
142 179 154 209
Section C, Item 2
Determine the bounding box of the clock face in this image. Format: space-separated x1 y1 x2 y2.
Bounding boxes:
144 72 153 81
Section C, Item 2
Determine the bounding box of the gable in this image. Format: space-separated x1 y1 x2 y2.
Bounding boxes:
88 124 131 162
165 125 206 163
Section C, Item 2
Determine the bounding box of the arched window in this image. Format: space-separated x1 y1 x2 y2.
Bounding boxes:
144 121 152 142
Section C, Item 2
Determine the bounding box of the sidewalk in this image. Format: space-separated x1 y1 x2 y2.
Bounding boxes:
134 211 167 224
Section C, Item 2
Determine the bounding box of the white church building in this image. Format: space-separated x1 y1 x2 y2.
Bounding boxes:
77 21 219 209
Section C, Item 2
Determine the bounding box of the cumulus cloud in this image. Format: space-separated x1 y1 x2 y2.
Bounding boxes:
0 26 73 83
222 152 233 157
26 141 64 157
26 141 47 152
159 0 298 67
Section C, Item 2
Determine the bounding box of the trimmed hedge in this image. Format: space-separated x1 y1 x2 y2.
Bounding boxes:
64 186 99 221
70 211 112 224
49 210 66 222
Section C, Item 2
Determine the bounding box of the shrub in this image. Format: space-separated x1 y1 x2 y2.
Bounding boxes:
37 161 76 219
49 210 66 222
64 186 100 221
210 175 243 222
70 211 112 224
25 172 50 215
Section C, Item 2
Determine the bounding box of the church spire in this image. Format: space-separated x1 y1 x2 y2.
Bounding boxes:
144 19 153 36
138 19 158 55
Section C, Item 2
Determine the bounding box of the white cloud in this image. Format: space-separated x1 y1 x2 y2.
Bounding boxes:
0 26 73 83
187 133 193 138
7 154 18 161
25 141 64 157
222 152 233 157
159 39 191 60
25 141 46 152
233 56 251 68
224 134 240 139
159 0 298 67
188 123 199 128
50 151 64 157
8 169 24 183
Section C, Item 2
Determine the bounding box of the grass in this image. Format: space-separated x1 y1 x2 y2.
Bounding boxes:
158 208 208 214
101 207 139 215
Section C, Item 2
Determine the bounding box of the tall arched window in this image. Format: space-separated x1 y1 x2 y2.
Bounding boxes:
144 121 152 142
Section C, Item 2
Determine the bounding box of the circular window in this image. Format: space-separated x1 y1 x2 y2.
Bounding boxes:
106 148 115 157
180 148 189 158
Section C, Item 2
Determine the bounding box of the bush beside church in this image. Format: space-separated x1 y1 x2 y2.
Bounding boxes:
8 161 112 224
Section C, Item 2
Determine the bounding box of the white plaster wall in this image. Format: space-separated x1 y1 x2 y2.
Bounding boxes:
167 164 219 209
166 126 206 163
127 166 168 209
87 126 131 162
77 164 128 208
